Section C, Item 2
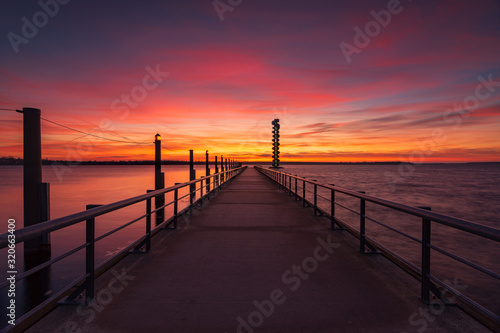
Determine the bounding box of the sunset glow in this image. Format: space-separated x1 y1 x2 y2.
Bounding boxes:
1 0 499 162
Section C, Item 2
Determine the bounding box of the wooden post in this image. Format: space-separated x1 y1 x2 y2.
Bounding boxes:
206 150 210 194
189 150 195 211
22 107 51 252
154 134 164 226
214 155 219 188
220 155 224 184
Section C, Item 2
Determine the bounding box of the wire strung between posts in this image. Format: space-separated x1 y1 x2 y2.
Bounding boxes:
2 108 156 146
41 117 150 145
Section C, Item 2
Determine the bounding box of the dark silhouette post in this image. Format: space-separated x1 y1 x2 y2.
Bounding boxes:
154 134 164 226
220 155 224 184
205 150 210 194
22 107 51 310
22 107 50 252
189 150 195 207
214 155 219 188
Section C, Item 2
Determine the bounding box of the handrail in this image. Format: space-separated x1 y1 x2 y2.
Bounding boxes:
255 166 500 241
0 165 247 331
0 166 246 248
255 165 500 331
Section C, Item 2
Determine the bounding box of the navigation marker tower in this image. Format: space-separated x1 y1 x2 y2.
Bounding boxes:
271 118 281 168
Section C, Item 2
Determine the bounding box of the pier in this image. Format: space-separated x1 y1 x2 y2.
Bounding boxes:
20 167 492 332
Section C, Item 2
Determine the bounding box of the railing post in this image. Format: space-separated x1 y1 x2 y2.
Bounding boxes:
85 204 99 301
145 198 151 252
173 188 178 229
40 182 51 245
199 180 203 205
313 182 318 216
302 180 306 207
359 191 366 253
295 175 299 201
420 206 432 304
214 156 219 189
330 184 336 229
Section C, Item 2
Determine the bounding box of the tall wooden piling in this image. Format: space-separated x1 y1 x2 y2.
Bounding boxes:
205 150 210 193
154 134 164 226
189 150 195 204
22 107 49 252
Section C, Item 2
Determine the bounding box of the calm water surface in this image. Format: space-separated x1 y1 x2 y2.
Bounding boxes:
1 163 499 326
279 163 500 316
0 164 205 326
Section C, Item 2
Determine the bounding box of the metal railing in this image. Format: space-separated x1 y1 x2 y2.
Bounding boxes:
0 166 247 331
255 166 500 331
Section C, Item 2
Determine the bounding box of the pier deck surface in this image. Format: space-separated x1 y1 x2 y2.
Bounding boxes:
29 168 490 333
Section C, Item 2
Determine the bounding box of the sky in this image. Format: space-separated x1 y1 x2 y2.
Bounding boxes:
0 0 499 162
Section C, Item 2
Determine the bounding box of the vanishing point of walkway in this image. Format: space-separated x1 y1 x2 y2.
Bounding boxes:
29 168 489 333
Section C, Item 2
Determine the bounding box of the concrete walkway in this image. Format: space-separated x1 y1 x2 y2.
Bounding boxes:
29 167 489 333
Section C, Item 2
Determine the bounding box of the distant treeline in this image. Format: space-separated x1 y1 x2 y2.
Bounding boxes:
0 157 210 166
2 157 497 166
1 156 410 166
276 161 410 165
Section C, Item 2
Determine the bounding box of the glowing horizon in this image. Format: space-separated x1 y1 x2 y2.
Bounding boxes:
1 1 499 163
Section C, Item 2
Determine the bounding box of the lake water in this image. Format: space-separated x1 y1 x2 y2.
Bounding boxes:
1 163 499 327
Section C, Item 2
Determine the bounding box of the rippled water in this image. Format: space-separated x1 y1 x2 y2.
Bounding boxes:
276 162 500 316
0 164 205 327
0 163 499 326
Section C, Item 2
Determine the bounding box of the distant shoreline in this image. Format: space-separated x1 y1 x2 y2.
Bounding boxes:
1 157 499 166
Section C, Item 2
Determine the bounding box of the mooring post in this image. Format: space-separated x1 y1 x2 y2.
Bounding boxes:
22 107 51 253
214 155 219 189
205 150 210 195
220 155 224 185
154 134 164 226
20 107 52 309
